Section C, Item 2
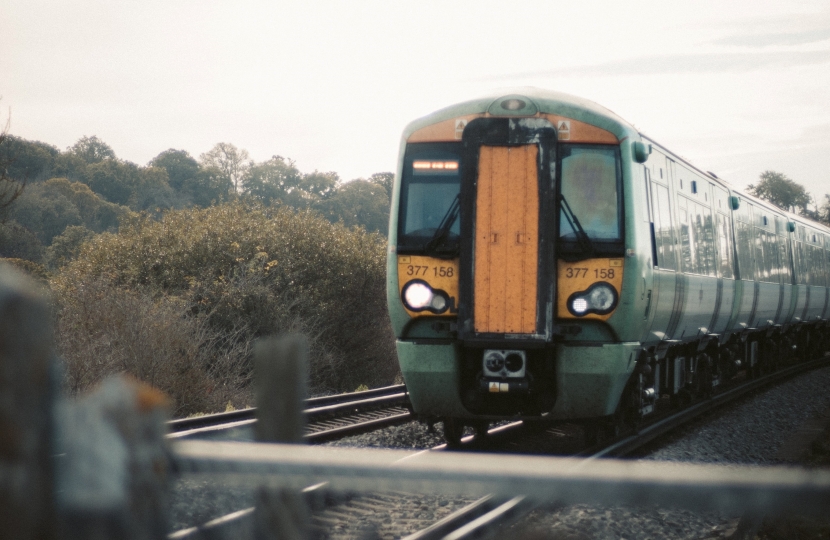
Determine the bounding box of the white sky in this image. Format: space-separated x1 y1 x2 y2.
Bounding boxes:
2 0 829 202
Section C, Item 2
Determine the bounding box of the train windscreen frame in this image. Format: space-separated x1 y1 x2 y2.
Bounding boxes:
557 143 624 257
397 142 463 254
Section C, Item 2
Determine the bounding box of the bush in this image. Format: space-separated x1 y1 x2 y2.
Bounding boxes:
51 201 398 406
52 275 250 416
0 220 44 262
0 257 50 283
44 225 95 269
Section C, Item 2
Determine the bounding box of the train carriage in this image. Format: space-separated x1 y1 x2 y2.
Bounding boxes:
386 88 830 443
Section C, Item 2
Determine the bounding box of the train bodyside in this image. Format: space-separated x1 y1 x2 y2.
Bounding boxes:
386 89 830 435
640 139 830 399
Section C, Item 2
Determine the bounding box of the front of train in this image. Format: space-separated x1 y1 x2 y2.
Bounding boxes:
387 89 653 435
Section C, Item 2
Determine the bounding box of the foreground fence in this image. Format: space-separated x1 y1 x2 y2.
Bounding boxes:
2 264 830 540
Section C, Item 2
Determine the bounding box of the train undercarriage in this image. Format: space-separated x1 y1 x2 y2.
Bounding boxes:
429 322 830 446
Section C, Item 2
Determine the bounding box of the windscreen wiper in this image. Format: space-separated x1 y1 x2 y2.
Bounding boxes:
559 193 594 257
424 194 460 259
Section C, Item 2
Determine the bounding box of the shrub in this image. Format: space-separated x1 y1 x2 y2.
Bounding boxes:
0 220 44 262
51 201 398 405
51 274 251 416
0 257 50 283
44 225 95 269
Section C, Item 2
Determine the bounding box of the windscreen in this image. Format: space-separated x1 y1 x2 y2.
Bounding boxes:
558 144 622 241
398 143 462 251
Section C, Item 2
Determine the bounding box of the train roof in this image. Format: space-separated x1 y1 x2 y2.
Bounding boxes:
403 88 830 236
402 87 639 142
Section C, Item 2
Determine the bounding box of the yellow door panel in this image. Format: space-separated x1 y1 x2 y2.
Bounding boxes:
474 145 539 334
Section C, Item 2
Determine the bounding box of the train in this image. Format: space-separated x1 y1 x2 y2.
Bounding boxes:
385 88 830 444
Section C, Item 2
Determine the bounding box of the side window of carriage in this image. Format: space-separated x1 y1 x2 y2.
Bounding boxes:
649 156 676 271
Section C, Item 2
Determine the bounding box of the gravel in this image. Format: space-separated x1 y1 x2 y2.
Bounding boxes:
499 364 830 540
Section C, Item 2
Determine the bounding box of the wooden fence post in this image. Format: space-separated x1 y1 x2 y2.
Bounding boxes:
0 265 58 540
253 334 310 540
253 334 308 443
56 375 172 540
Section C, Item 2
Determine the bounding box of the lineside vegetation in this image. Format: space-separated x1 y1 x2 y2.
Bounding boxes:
48 201 397 415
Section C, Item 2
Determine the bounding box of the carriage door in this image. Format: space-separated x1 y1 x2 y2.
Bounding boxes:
457 117 556 342
473 145 539 334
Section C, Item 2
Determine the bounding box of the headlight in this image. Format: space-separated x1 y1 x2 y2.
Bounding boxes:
567 282 618 316
401 279 450 314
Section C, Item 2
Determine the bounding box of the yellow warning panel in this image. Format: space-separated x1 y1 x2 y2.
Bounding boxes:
557 258 624 321
474 145 539 334
397 255 459 318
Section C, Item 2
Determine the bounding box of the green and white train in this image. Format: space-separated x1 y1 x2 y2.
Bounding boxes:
386 88 830 444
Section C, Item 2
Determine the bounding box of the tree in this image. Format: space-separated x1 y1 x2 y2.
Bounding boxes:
748 171 813 215
44 225 95 269
67 135 116 164
83 159 177 211
298 170 339 206
818 194 830 226
0 135 59 183
0 220 44 262
149 149 201 192
317 179 390 234
242 156 302 204
83 159 138 205
0 111 25 222
8 178 127 246
199 142 250 193
150 149 230 207
368 172 394 203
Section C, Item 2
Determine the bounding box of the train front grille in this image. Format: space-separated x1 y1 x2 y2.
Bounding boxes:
473 144 539 334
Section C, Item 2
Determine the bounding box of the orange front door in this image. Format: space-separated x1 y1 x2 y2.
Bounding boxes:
474 145 539 334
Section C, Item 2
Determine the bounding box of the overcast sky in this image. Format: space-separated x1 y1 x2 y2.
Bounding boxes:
2 0 829 202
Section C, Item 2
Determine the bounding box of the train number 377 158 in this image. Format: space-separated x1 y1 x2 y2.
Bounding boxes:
565 267 615 279
406 265 455 278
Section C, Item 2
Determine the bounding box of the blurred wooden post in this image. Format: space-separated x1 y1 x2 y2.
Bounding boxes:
254 334 308 443
253 334 309 540
0 265 58 540
56 375 172 540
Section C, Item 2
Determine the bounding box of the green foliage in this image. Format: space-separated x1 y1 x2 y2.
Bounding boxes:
83 159 176 210
8 178 128 246
45 225 95 269
298 170 339 204
748 171 813 215
368 172 394 202
67 135 116 164
317 179 390 234
150 149 229 207
0 258 49 283
0 221 44 262
150 149 200 191
54 201 398 393
242 160 343 210
0 127 26 222
243 156 302 205
200 142 250 193
0 135 60 182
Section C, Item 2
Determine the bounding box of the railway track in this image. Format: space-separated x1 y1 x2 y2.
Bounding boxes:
169 354 830 539
400 354 830 539
167 384 413 443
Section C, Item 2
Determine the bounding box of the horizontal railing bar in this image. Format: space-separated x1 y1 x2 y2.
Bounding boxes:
173 440 830 518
